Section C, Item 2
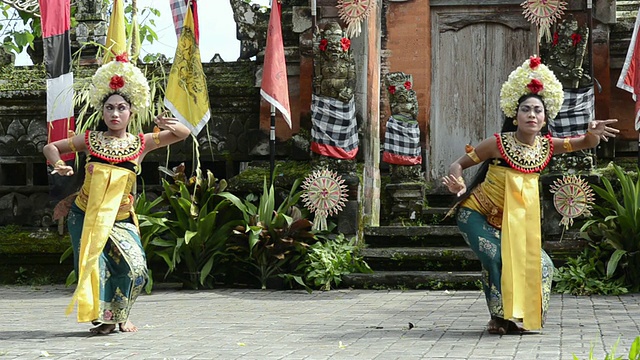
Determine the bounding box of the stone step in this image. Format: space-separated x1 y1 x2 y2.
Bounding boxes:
342 270 482 290
362 246 479 272
364 225 466 247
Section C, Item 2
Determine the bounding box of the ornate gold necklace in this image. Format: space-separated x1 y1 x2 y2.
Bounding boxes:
86 130 145 163
495 132 553 173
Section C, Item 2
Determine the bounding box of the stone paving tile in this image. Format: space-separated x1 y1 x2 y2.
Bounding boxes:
0 286 638 359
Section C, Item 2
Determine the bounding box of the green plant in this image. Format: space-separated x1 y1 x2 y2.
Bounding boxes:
572 336 640 360
300 233 372 291
553 247 628 296
152 165 245 289
0 5 38 58
134 185 170 294
580 163 640 291
229 176 315 289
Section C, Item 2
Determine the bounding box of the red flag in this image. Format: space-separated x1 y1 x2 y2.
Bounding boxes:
617 8 640 130
260 1 291 128
39 0 74 161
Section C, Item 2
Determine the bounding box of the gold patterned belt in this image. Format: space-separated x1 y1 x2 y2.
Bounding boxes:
74 190 134 221
470 186 503 229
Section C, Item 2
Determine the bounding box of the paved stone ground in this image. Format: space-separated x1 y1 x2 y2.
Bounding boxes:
0 285 638 359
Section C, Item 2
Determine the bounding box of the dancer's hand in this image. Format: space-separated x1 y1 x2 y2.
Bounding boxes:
442 174 466 197
51 160 74 176
587 119 619 142
154 111 180 132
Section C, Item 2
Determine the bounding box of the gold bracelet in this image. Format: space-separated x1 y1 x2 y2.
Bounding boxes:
54 159 65 167
466 150 481 164
152 132 161 145
563 137 573 152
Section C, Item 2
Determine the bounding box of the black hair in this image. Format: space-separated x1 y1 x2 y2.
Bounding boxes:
101 92 132 107
454 93 548 205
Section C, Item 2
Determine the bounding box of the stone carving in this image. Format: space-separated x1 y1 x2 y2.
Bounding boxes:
312 21 356 102
540 15 590 89
382 72 424 224
383 72 422 176
385 72 418 123
229 0 269 61
541 16 595 173
0 119 47 156
71 0 108 62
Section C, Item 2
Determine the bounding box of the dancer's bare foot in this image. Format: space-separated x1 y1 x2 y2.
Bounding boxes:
119 320 138 332
487 318 501 334
89 323 116 335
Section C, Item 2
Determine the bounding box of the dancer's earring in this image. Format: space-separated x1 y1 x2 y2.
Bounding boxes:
542 121 546 126
513 119 518 126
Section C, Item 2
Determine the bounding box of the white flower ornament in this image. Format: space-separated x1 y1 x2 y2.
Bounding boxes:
89 53 150 114
499 56 564 120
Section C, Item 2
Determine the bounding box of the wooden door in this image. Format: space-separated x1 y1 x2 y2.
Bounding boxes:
429 1 537 188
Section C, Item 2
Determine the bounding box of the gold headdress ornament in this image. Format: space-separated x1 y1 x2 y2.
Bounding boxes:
89 53 151 114
499 55 564 120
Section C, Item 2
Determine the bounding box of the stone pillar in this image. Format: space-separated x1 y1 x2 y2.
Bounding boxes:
72 0 108 64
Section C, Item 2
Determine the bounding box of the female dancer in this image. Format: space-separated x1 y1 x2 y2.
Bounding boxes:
43 55 190 334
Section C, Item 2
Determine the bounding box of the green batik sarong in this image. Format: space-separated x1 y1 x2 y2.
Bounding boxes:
456 207 554 326
68 203 147 324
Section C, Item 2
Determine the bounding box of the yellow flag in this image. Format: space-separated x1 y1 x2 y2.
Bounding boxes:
104 0 126 63
164 5 210 135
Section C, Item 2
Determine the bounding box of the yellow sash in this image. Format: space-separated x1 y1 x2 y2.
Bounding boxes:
501 169 543 330
66 164 133 322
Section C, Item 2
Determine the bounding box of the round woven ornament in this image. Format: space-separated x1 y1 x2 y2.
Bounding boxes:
336 0 375 38
301 168 348 231
549 175 595 229
521 0 567 41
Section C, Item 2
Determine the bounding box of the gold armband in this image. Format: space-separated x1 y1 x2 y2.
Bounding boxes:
466 150 481 164
563 137 573 152
152 132 161 145
67 130 77 152
54 160 65 167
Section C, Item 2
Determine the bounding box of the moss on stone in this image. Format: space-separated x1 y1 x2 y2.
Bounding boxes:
0 226 69 255
228 161 312 193
0 64 47 91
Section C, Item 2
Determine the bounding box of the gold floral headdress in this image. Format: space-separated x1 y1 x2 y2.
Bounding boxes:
499 55 564 119
89 53 151 114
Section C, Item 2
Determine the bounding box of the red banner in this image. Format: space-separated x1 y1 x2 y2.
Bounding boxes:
260 1 291 128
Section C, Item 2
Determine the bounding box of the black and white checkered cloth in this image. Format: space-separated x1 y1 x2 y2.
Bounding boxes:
311 94 358 153
384 115 421 157
549 87 594 138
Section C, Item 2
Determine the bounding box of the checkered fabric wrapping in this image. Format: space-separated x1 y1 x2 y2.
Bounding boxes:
311 94 359 159
549 87 594 138
170 0 188 38
383 115 422 165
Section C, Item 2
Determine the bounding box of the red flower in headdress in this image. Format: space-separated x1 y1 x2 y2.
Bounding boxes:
109 75 125 90
340 38 351 51
388 85 396 95
552 32 559 46
529 56 541 69
404 81 412 90
115 53 129 63
527 78 544 94
571 33 582 46
319 39 328 52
